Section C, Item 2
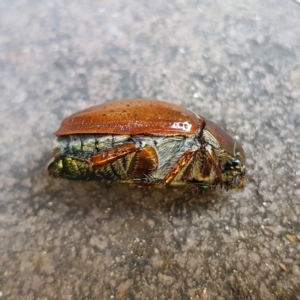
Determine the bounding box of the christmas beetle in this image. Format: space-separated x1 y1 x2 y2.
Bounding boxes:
46 99 245 191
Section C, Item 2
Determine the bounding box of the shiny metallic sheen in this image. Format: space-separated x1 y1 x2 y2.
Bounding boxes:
47 99 246 191
54 99 201 136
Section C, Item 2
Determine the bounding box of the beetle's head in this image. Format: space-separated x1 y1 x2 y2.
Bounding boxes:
204 119 246 189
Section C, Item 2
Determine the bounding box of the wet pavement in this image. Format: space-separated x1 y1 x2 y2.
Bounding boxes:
1 0 300 299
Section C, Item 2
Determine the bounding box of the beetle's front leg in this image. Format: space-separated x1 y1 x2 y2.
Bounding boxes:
204 144 222 186
181 145 222 190
163 149 196 185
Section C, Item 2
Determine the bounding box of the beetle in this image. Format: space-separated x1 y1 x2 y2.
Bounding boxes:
46 99 245 191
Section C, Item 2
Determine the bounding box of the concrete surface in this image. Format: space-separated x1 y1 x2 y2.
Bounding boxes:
1 0 300 299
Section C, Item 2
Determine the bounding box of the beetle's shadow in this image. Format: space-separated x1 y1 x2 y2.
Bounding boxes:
40 177 226 217
22 154 234 216
33 154 228 217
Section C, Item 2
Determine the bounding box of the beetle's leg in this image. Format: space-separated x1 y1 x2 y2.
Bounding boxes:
90 143 137 171
184 184 216 194
127 145 158 179
90 144 159 182
181 145 222 189
204 145 222 186
163 149 196 185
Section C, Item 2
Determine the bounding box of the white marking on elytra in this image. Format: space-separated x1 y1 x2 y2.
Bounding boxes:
170 121 192 131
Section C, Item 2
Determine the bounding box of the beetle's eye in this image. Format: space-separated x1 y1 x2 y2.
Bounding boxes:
231 160 241 168
223 157 242 172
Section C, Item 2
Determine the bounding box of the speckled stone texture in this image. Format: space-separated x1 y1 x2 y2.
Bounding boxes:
1 0 300 299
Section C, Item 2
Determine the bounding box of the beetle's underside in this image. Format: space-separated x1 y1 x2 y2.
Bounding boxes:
47 132 244 190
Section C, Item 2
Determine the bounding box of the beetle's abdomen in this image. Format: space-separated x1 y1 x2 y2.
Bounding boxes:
47 134 198 183
47 135 134 180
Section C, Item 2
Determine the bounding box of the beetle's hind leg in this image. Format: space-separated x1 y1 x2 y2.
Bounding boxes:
91 143 159 183
90 143 137 171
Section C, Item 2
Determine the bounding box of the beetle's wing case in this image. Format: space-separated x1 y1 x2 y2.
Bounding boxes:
54 99 204 136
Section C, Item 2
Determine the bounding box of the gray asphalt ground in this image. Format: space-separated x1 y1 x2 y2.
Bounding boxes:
1 0 300 299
